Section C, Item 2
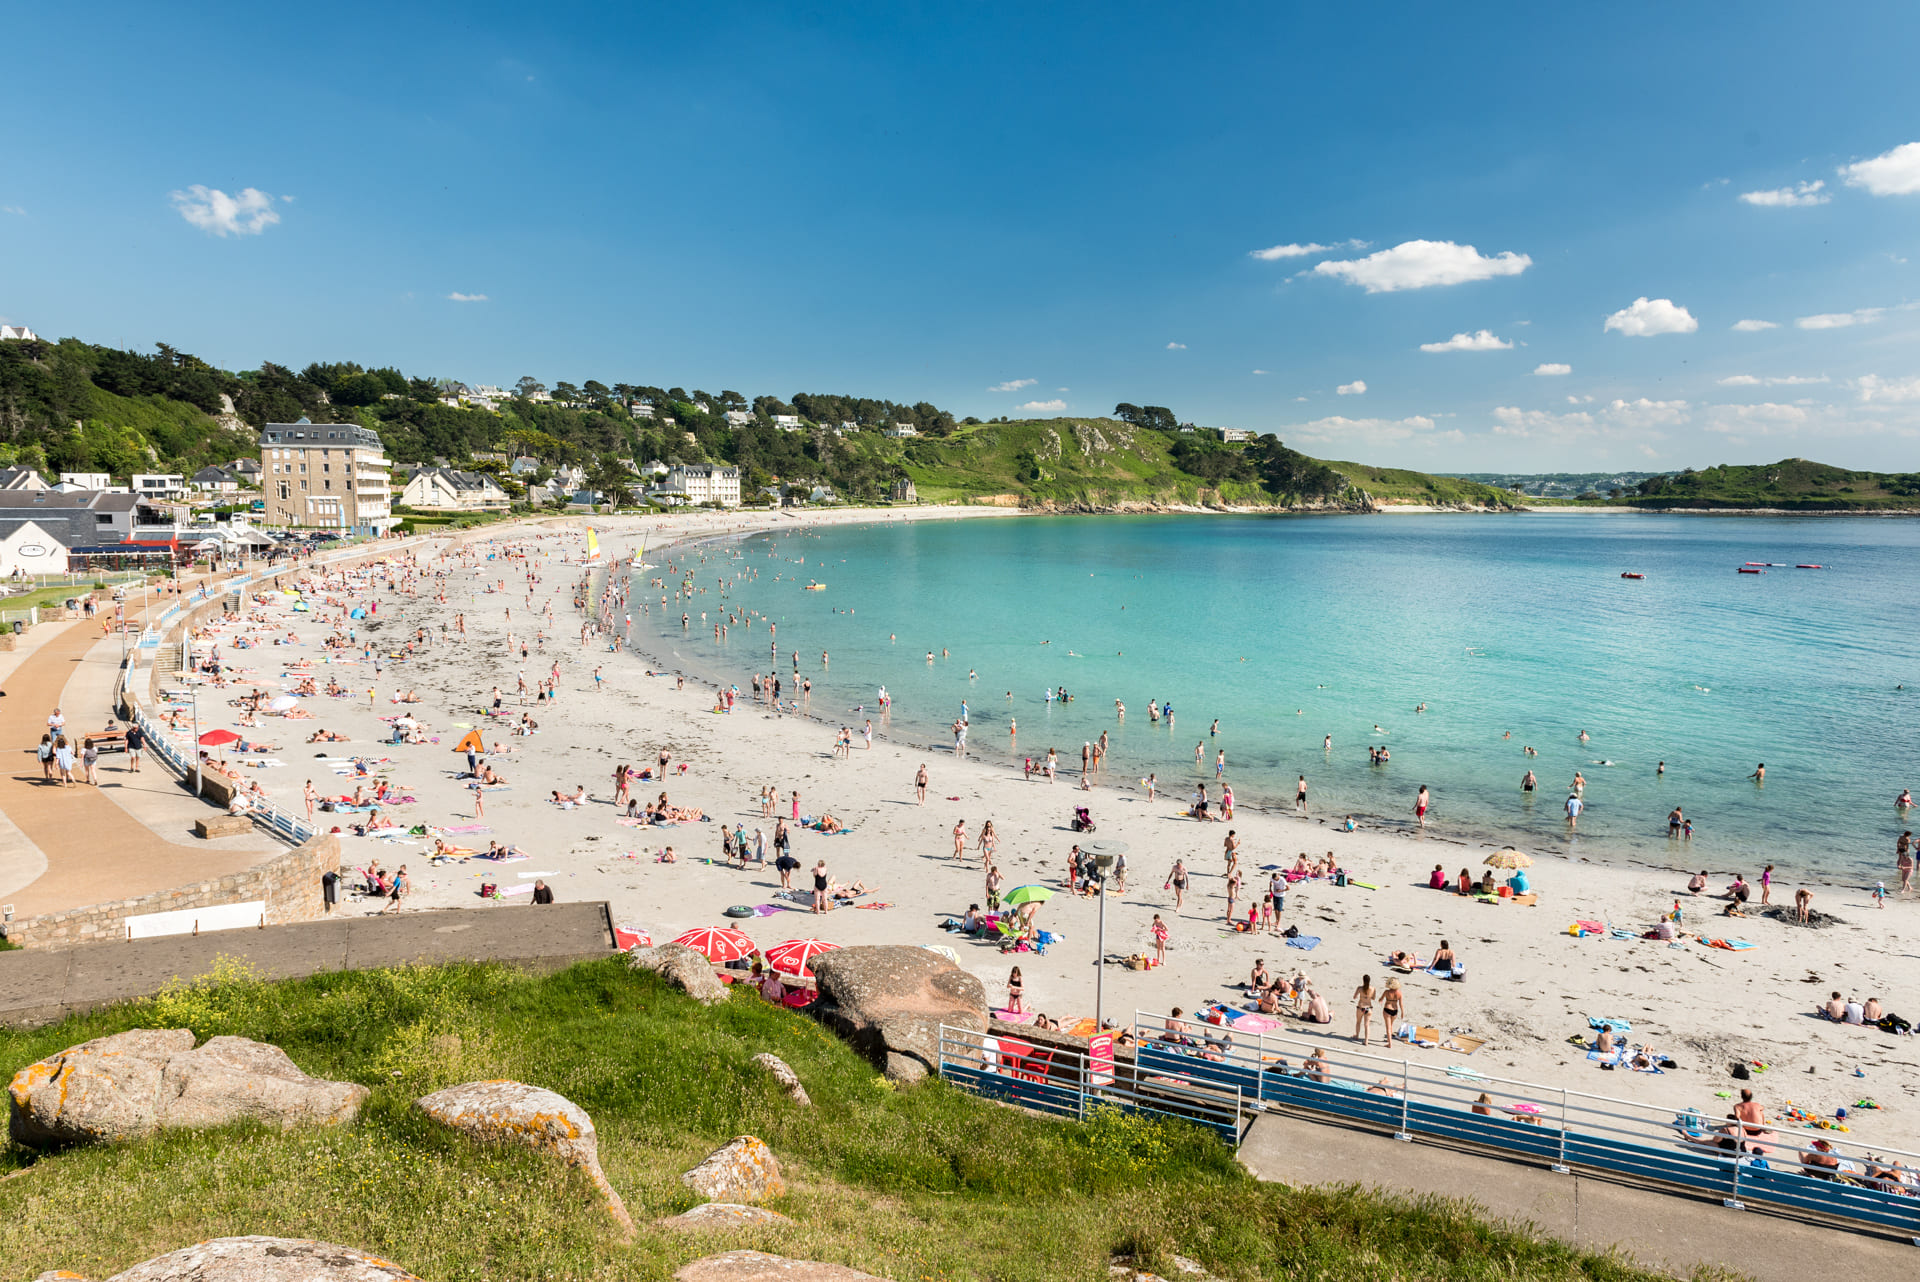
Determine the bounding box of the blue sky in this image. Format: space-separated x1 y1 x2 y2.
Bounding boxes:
3 1 1918 471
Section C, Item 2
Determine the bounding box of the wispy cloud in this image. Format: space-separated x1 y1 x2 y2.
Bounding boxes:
1418 329 1512 353
1165 341 1187 350
1018 399 1067 412
1839 141 1920 196
1716 374 1828 387
1249 239 1367 261
0 205 23 216
1731 318 1779 332
1251 369 1269 375
1336 380 1367 396
1533 363 1571 376
1287 414 1456 450
169 185 281 237
447 292 489 303
989 378 1037 392
1797 308 1883 329
1312 240 1531 292
1738 180 1830 207
1603 297 1697 337
1857 374 1920 403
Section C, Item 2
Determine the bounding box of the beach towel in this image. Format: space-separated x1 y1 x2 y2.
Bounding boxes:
1285 935 1321 951
852 902 893 910
1587 1016 1633 1032
1223 1011 1281 1033
1703 938 1755 951
497 883 535 897
436 823 492 835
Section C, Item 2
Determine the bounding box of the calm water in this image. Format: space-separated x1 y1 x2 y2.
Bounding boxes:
629 514 1920 881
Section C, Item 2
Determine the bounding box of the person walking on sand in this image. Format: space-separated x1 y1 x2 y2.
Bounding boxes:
1760 864 1775 906
811 859 830 913
986 862 1003 913
915 764 929 804
1296 775 1308 815
1150 913 1169 964
1414 784 1430 828
304 778 317 821
979 819 997 866
1379 978 1405 1046
1897 831 1913 892
1006 965 1025 1014
1166 857 1189 909
952 817 968 861
1144 772 1157 801
1352 975 1376 1044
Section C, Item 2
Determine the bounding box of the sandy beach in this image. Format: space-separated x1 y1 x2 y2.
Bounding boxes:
171 505 1920 1157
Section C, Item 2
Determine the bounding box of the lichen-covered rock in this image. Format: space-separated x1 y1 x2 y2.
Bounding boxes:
750 1053 811 1106
659 1203 794 1231
675 1251 884 1282
9 1030 367 1150
682 1135 785 1203
809 946 986 1084
415 1080 631 1232
628 943 729 1005
103 1236 424 1280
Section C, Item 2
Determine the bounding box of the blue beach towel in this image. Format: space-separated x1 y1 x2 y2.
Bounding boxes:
1588 1016 1633 1032
1285 935 1321 951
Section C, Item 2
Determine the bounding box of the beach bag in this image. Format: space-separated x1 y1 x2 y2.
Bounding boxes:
479 882 498 899
1333 871 1348 887
1731 1062 1751 1081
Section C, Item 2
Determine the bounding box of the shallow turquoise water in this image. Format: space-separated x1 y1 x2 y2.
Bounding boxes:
632 513 1920 882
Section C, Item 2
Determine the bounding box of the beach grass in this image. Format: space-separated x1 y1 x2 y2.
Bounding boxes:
0 957 1735 1281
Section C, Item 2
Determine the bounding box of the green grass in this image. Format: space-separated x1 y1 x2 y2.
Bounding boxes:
0 958 1731 1281
1584 459 1920 511
1319 460 1518 508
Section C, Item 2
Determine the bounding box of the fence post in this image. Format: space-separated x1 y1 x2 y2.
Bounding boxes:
1396 1059 1411 1140
1553 1087 1570 1172
1727 1151 1744 1209
1255 1031 1266 1104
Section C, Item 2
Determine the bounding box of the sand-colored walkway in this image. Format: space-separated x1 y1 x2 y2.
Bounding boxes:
0 617 270 918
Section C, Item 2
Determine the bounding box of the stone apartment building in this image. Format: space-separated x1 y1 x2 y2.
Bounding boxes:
259 419 394 535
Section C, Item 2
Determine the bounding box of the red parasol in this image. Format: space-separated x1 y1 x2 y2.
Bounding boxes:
198 729 242 747
671 925 756 963
763 937 841 978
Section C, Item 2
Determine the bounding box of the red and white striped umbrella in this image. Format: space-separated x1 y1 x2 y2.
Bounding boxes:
764 937 840 978
672 926 755 963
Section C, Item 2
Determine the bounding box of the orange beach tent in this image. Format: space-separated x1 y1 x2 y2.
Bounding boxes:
452 729 485 755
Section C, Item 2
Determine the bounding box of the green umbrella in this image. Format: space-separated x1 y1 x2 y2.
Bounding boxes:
1004 884 1055 907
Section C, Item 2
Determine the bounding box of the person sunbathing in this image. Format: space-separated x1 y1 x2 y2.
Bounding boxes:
1257 983 1284 1015
1687 870 1708 894
1302 987 1332 1024
479 764 504 785
569 785 588 805
362 809 396 830
1305 1048 1330 1083
1290 853 1311 877
814 813 844 833
1456 868 1474 894
1249 959 1272 992
429 838 471 861
1431 941 1458 974
1388 950 1418 972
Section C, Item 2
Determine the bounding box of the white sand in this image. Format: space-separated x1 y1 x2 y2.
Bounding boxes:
181 507 1920 1154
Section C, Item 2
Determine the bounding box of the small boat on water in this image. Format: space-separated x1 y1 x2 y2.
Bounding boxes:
1737 566 1765 574
1620 572 1645 579
1795 564 1826 569
803 582 826 591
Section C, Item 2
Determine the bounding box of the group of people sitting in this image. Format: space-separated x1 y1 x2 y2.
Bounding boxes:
1817 991 1906 1032
1431 864 1529 897
625 792 706 823
1245 960 1332 1022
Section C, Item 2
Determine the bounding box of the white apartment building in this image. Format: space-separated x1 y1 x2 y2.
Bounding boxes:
661 464 741 507
130 473 187 500
58 472 112 490
260 420 394 535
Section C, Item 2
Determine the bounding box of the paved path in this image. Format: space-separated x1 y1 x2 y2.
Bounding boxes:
0 900 617 1027
0 617 272 917
1239 1110 1916 1282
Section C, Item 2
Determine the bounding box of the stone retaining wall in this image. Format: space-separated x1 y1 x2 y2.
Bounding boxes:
1 832 341 950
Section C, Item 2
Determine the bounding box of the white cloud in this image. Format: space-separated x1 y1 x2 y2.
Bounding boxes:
169 185 281 237
1797 308 1883 329
1716 374 1828 387
1249 239 1366 261
1251 369 1269 375
1533 363 1571 376
1018 399 1067 412
1703 402 1809 435
1287 414 1452 450
989 378 1037 392
447 292 489 303
1492 406 1596 439
1839 141 1920 196
1165 341 1186 350
1419 329 1513 353
1336 380 1367 396
1603 297 1698 337
1857 374 1920 403
0 205 23 216
1738 180 1830 207
1607 397 1691 426
1311 240 1532 292
1731 318 1779 332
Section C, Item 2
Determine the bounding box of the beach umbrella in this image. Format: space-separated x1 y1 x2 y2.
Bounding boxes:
764 937 840 977
267 695 299 711
197 729 241 747
671 925 755 963
1484 850 1533 870
1004 884 1055 907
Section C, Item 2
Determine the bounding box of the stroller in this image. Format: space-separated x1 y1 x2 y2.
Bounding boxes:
1071 806 1096 833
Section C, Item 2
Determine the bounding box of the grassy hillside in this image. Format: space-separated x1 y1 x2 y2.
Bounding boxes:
0 957 1706 1282
835 418 1516 509
1616 458 1920 510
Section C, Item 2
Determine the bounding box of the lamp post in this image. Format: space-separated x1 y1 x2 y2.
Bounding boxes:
1080 838 1129 1033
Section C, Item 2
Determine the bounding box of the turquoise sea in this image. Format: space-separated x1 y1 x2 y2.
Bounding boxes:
629 513 1919 882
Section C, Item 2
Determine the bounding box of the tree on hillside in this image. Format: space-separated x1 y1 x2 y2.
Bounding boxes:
1113 403 1177 433
514 376 545 400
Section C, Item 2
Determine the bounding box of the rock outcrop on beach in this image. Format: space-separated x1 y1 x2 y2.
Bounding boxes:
63 1236 425 1280
675 1250 884 1281
683 1135 786 1203
414 1080 632 1232
8 1029 368 1149
809 945 987 1084
628 943 731 1005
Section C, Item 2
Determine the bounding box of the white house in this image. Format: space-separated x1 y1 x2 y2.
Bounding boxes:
0 467 50 491
0 519 68 577
131 474 187 501
659 464 741 507
0 325 38 343
631 403 656 419
58 472 112 490
509 456 542 476
1219 428 1253 443
839 421 859 433
772 415 803 431
399 466 512 512
885 423 917 438
191 465 244 495
724 409 753 427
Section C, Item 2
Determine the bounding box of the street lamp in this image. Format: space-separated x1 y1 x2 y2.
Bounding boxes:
1080 837 1129 1033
